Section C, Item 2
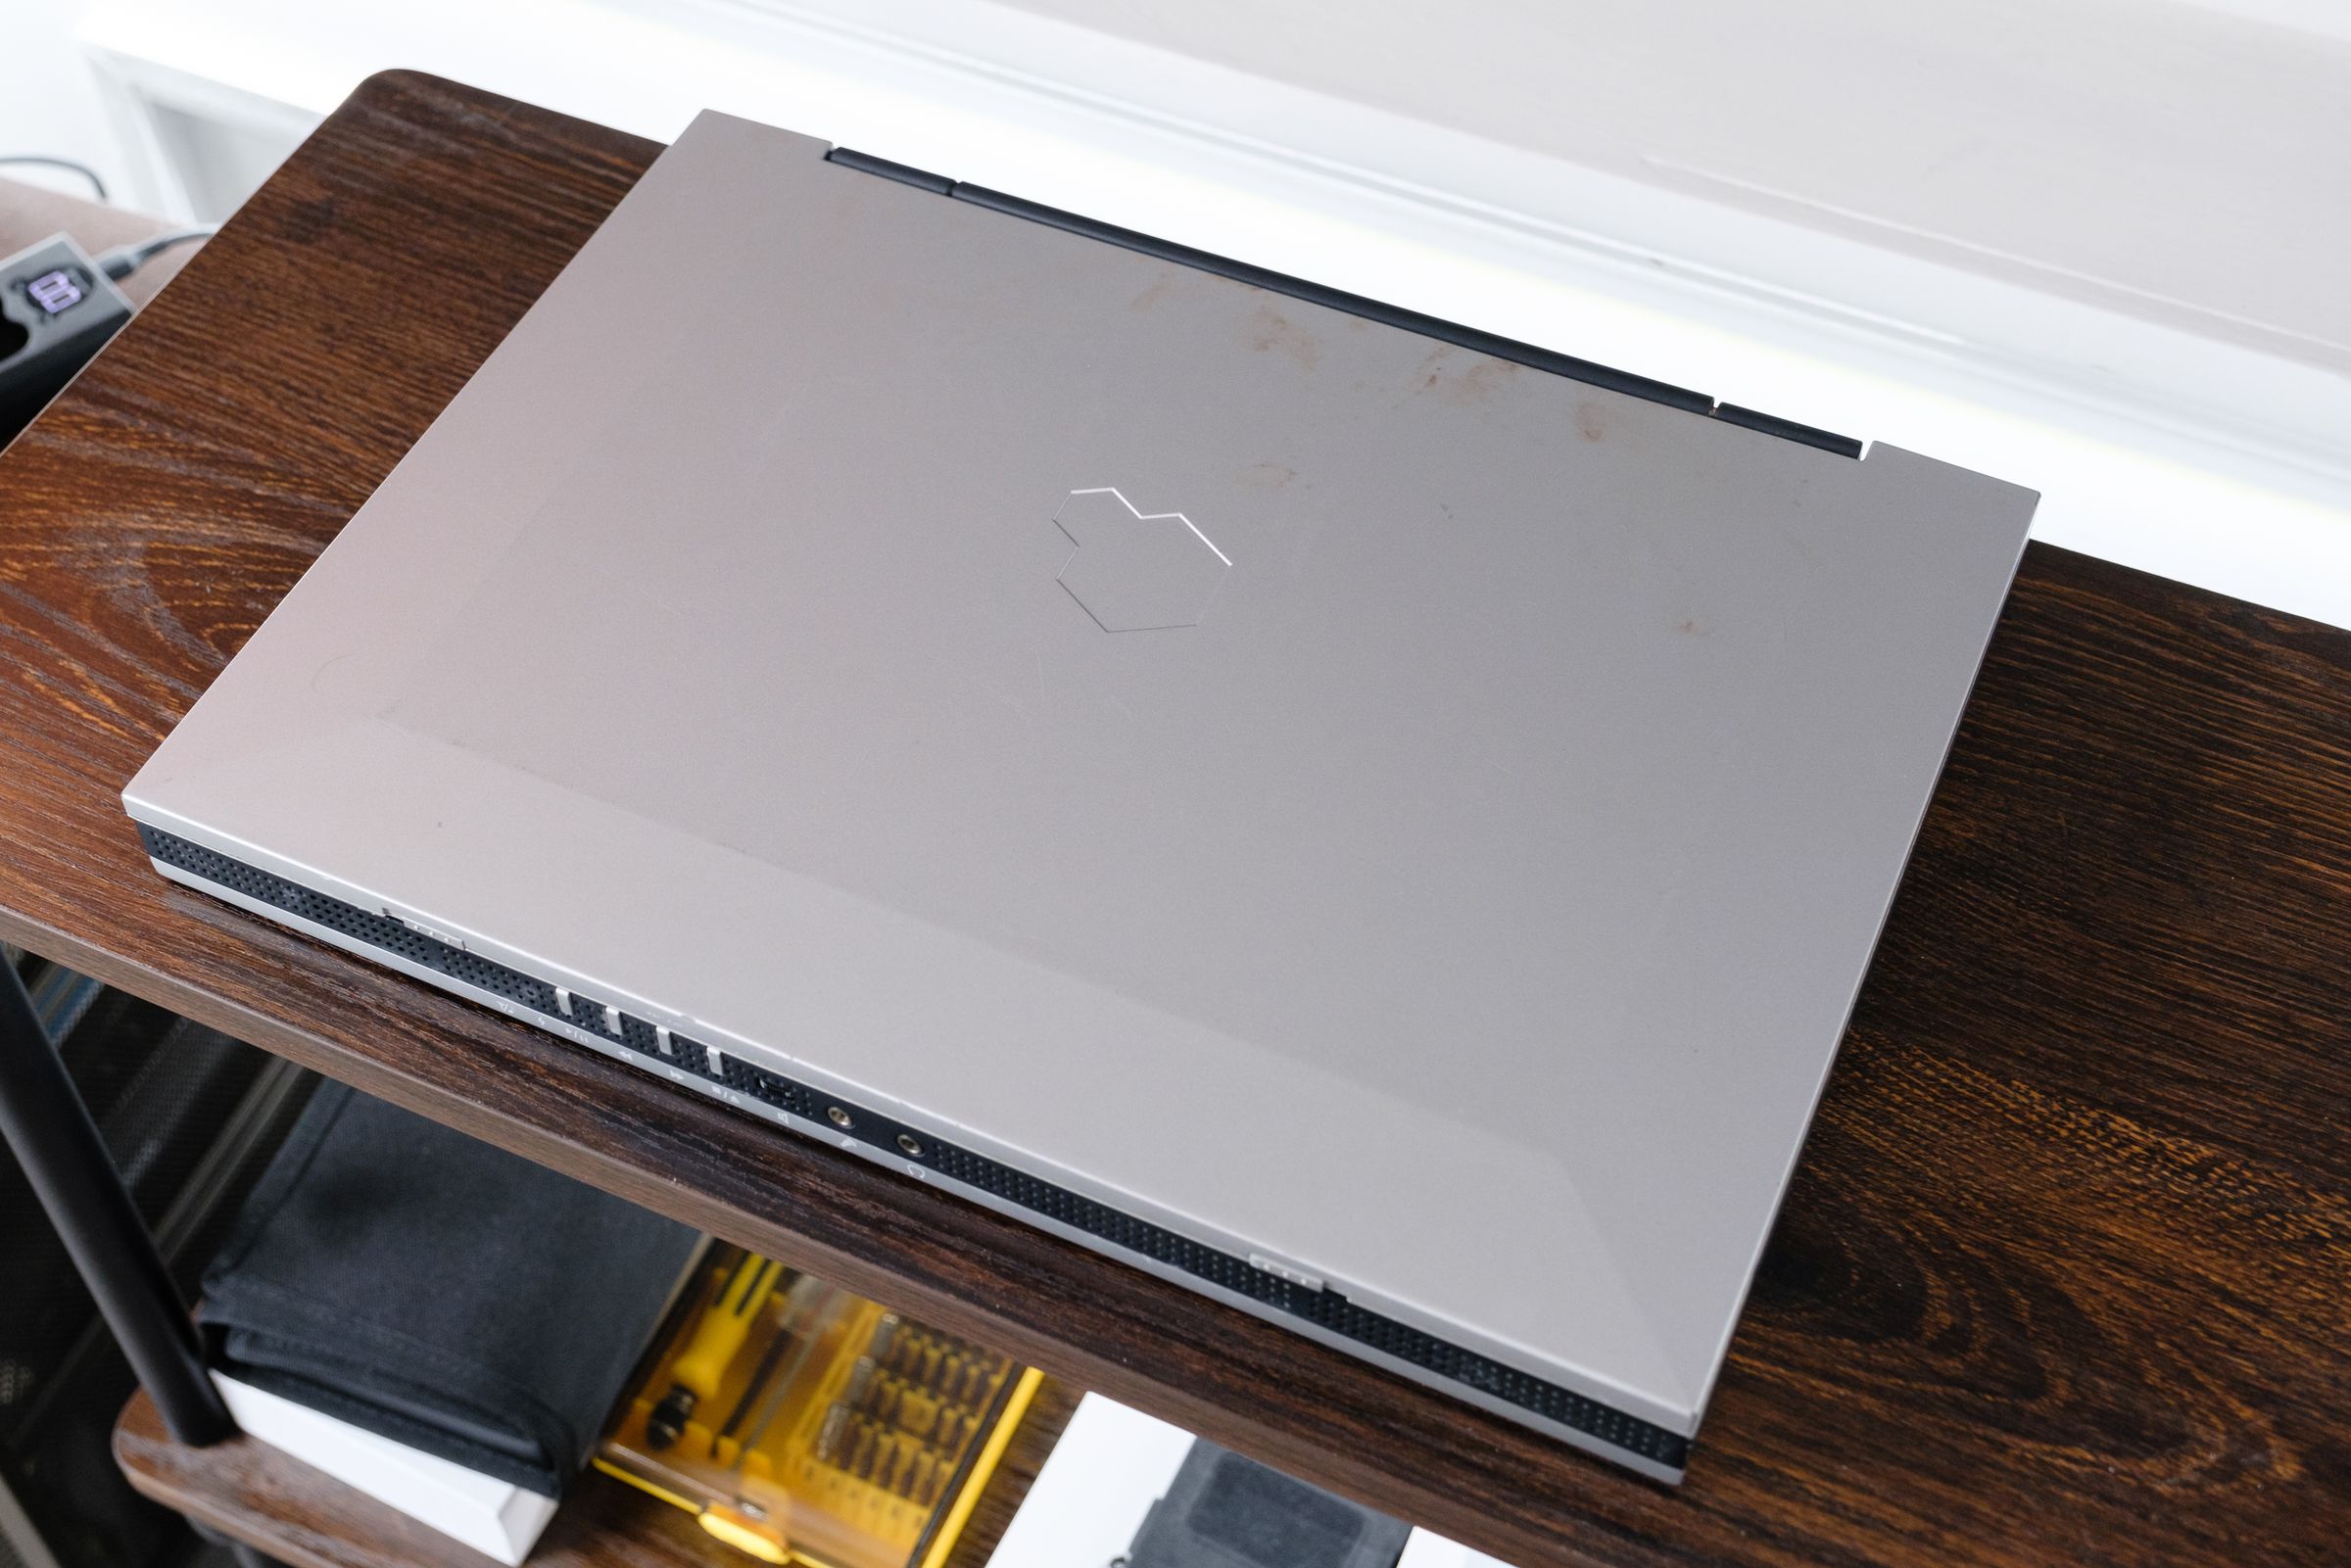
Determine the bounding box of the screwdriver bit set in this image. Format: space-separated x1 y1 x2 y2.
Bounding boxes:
596 1247 1041 1567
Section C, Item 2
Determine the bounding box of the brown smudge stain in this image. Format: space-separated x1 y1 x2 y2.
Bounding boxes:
1128 274 1176 311
1246 304 1320 371
1677 616 1710 637
1575 402 1607 442
1415 356 1521 407
1241 461 1296 490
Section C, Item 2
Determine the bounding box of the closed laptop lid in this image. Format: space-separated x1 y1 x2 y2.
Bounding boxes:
126 111 2037 1437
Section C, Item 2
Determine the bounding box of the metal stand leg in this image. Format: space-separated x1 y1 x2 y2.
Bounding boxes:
0 959 234 1445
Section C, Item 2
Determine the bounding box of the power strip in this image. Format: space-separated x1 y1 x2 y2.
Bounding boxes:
0 234 135 444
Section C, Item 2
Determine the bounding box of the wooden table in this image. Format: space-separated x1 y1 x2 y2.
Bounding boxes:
1 70 2344 1568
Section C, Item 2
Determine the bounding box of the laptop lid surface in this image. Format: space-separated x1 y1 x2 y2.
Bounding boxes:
126 111 2037 1463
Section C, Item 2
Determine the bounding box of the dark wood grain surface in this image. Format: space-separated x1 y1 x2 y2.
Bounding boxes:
114 1380 1077 1568
3 71 2346 1567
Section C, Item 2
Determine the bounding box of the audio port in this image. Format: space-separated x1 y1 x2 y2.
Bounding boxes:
826 1106 852 1128
896 1133 925 1157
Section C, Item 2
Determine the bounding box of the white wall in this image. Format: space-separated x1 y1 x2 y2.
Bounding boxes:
995 0 2351 374
0 0 133 200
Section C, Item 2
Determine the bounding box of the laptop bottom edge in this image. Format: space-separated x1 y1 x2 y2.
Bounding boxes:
135 825 1693 1486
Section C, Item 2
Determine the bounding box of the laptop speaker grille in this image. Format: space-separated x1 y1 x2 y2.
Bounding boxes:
137 822 1692 1470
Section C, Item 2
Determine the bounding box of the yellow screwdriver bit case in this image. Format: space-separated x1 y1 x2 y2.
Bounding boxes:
597 1247 1041 1567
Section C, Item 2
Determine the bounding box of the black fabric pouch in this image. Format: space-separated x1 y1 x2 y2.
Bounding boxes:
198 1080 698 1496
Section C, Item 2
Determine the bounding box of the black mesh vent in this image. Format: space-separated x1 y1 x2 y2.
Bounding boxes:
615 1012 660 1056
663 1034 713 1077
718 1053 816 1116
137 823 1692 1469
141 827 559 1019
560 990 617 1037
926 1143 1297 1305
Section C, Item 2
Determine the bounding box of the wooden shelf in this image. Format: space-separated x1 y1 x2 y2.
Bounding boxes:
2 68 2346 1568
114 1381 1077 1568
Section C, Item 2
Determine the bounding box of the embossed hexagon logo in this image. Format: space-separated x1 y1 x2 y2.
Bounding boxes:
1052 487 1230 633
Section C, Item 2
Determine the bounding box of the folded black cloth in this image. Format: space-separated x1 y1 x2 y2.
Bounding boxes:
199 1080 698 1496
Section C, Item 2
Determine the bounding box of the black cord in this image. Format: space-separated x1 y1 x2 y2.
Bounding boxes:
94 226 217 281
0 156 108 202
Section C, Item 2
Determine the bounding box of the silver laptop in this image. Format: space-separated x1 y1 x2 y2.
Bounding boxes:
124 111 2036 1481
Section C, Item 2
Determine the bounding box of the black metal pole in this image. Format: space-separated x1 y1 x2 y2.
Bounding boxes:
0 959 234 1445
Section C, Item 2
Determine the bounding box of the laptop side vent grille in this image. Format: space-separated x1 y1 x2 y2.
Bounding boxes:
136 823 1691 1470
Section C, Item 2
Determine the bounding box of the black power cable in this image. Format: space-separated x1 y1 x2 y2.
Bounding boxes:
0 156 109 202
95 226 216 280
